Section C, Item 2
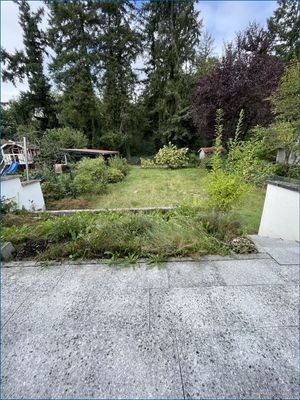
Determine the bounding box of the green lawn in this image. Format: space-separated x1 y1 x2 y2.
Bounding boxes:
88 167 207 208
3 167 266 261
82 166 265 234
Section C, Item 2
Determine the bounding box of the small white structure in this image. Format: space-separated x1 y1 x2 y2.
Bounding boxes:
259 180 299 241
276 148 299 165
198 147 224 160
1 175 45 211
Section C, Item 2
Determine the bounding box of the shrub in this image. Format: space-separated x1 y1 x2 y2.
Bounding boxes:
41 168 73 201
205 170 247 212
140 158 155 168
108 156 129 176
107 168 124 183
39 213 93 241
199 210 242 242
154 144 189 169
273 163 299 179
43 127 88 149
39 128 88 169
188 152 202 167
200 156 213 170
0 197 17 214
73 157 107 195
226 140 276 185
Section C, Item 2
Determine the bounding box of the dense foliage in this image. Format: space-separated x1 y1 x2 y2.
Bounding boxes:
1 0 296 166
253 57 299 176
192 23 283 145
2 207 256 262
154 144 189 169
267 0 300 61
41 156 129 201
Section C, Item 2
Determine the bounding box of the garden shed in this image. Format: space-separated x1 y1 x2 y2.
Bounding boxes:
198 147 224 159
62 148 119 162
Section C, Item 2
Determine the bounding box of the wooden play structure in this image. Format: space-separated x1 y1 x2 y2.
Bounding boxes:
0 140 39 176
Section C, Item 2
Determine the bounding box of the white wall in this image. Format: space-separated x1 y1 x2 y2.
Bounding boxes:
199 150 206 160
276 149 299 165
259 183 299 241
1 175 45 211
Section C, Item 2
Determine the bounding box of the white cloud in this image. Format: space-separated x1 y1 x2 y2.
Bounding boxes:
199 1 277 56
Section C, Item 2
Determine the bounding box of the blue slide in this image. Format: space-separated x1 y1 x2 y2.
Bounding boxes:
2 161 20 176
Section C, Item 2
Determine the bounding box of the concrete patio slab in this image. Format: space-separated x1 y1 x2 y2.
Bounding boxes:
61 262 169 290
177 326 299 399
2 329 183 399
270 263 300 283
150 284 298 331
3 285 149 335
249 235 300 265
167 259 286 288
1 248 299 399
1 265 66 325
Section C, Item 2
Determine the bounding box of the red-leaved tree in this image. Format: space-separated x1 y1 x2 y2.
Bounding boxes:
192 23 283 145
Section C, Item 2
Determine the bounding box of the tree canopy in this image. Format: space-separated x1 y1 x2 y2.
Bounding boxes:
1 0 294 157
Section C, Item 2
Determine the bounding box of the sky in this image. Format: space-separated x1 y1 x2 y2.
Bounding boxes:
1 0 277 102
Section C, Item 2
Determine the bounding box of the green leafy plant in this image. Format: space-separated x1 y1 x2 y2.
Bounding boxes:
73 157 108 195
226 139 275 185
154 143 189 169
205 109 247 212
38 213 93 241
108 156 129 176
146 253 167 267
140 158 156 168
106 168 124 183
205 171 247 212
226 110 275 185
41 168 74 201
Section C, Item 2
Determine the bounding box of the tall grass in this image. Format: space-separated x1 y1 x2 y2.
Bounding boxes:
2 207 256 262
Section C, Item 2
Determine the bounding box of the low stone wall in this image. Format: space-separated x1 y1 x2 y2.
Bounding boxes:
1 175 45 211
259 181 299 241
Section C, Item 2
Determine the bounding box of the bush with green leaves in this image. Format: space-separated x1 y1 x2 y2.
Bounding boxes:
154 144 189 169
140 158 155 168
107 168 124 183
73 157 107 195
41 167 73 201
108 156 129 176
226 140 276 185
43 127 88 149
188 152 202 168
223 110 275 185
205 109 248 212
205 170 247 212
39 127 88 169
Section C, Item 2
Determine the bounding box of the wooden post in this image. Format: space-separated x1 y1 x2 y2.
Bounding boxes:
23 136 29 181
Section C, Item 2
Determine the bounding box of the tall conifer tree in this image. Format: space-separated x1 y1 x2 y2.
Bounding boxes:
267 0 300 61
2 0 55 133
47 0 101 145
142 0 202 147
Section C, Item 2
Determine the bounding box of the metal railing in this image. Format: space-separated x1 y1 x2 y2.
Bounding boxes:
2 153 33 164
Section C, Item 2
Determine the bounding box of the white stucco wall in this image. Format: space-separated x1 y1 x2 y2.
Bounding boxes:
259 183 299 241
1 175 45 211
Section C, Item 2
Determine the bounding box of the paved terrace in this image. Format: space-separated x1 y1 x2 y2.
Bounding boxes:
1 236 299 399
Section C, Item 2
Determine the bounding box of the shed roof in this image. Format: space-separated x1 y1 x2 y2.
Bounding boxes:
198 146 224 154
62 148 119 155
